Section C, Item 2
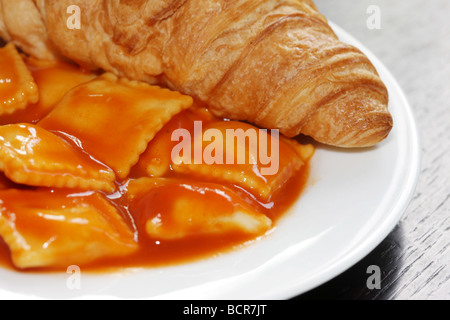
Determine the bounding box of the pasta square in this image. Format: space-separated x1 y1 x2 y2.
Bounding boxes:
172 121 314 200
0 189 137 269
134 107 215 177
39 73 193 179
127 178 272 240
0 59 95 125
0 43 39 115
0 123 116 192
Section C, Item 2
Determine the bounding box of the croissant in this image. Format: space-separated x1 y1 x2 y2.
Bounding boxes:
0 0 392 148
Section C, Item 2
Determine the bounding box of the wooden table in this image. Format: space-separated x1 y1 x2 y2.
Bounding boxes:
294 0 450 300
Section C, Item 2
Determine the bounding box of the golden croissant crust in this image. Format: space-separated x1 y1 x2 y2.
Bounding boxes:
0 0 392 147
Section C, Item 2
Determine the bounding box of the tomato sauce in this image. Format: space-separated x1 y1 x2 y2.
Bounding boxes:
0 46 312 273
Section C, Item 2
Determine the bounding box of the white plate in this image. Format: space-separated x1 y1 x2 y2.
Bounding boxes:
0 22 420 300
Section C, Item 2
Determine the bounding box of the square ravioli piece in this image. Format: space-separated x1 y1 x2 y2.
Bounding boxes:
0 58 95 125
0 43 39 115
39 73 193 179
0 124 116 192
134 107 215 178
127 178 272 240
172 121 315 201
0 189 138 269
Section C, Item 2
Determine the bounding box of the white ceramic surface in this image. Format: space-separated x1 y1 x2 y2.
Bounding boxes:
0 22 420 300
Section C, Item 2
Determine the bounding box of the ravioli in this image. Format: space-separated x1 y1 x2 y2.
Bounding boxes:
127 178 272 240
172 121 314 200
0 189 137 269
0 47 314 270
0 43 39 115
0 123 116 192
0 58 95 125
134 107 215 177
39 73 193 179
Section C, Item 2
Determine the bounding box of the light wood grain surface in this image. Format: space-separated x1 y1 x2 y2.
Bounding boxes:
295 0 450 300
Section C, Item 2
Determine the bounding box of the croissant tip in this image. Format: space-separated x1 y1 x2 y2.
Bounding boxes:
336 111 394 148
296 105 394 148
